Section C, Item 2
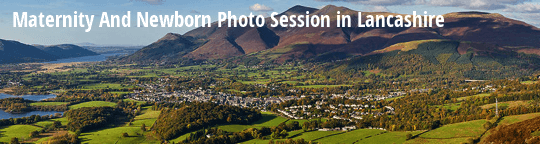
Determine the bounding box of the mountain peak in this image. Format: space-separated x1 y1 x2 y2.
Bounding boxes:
443 11 504 18
315 5 357 15
159 33 184 41
279 5 318 16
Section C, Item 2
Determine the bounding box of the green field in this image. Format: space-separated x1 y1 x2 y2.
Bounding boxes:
405 119 487 144
69 101 117 109
171 132 192 143
295 85 352 88
34 117 69 128
521 81 537 84
358 131 424 144
111 91 133 95
435 103 461 111
173 112 289 143
419 119 486 139
123 99 147 105
290 131 344 141
240 130 343 144
30 102 69 106
315 129 385 143
499 112 540 125
79 83 133 90
79 106 160 144
385 96 405 101
0 125 42 142
457 93 491 101
217 112 288 132
405 137 472 144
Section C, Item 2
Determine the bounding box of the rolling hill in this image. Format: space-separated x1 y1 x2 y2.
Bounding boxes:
0 39 101 64
34 44 99 59
0 39 58 64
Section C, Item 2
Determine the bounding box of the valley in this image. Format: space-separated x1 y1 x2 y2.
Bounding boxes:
2 3 540 144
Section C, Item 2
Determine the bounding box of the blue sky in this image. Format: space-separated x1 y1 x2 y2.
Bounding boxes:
1 0 539 46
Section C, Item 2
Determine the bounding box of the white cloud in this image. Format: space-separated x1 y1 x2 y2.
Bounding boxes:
315 0 414 6
427 0 509 10
316 0 532 10
121 2 134 6
365 6 390 12
133 0 164 5
503 3 540 13
249 4 274 12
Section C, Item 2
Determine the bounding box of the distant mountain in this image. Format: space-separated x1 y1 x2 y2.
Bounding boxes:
122 33 205 62
75 42 99 47
124 5 540 64
34 44 99 59
0 39 58 64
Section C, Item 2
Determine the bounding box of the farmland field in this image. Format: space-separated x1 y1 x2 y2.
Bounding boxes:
30 102 68 106
406 119 487 144
0 125 42 142
69 101 117 109
79 83 134 90
78 106 160 144
217 112 288 132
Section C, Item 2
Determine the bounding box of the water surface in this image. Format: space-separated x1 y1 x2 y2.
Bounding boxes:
0 93 56 101
0 93 61 119
0 110 62 119
44 53 126 64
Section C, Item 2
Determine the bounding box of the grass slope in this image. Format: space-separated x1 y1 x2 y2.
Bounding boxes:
30 102 69 106
79 106 160 144
217 112 288 132
406 119 487 144
0 125 42 142
358 131 424 144
69 101 117 109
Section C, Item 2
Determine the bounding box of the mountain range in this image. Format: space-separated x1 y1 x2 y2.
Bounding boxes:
34 44 98 59
123 5 540 65
0 40 98 64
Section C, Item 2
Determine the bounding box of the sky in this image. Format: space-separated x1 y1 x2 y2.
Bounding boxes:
1 0 539 46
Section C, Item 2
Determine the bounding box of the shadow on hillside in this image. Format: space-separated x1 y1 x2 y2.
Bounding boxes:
251 113 278 125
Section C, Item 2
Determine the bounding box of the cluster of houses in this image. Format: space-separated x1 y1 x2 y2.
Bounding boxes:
128 83 299 109
460 85 497 93
274 95 395 122
127 80 438 130
318 125 357 131
0 80 23 89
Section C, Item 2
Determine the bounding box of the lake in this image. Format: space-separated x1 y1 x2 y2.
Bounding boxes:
0 110 62 119
0 93 62 119
43 53 127 64
0 93 56 101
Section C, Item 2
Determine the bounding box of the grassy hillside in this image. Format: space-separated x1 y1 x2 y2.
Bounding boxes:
334 40 540 79
69 101 117 109
78 106 160 144
0 125 42 142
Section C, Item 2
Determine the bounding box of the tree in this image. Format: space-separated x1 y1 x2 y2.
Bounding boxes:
406 133 413 140
141 123 147 132
75 130 82 136
122 133 129 137
52 120 62 128
483 121 493 130
10 137 19 144
29 130 39 138
279 130 289 139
